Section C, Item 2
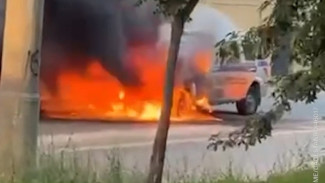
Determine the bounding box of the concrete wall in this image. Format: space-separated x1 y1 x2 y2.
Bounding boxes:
200 0 271 30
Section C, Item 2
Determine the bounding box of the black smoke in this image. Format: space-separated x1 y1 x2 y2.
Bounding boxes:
0 0 161 92
42 0 161 91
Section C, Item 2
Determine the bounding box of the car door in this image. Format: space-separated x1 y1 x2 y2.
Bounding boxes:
207 40 255 104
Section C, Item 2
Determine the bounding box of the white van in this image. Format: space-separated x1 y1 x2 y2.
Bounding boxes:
179 34 271 115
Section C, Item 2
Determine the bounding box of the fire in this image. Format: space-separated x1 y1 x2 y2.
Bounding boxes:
194 51 213 73
119 91 125 100
140 103 161 120
40 46 215 121
195 97 212 113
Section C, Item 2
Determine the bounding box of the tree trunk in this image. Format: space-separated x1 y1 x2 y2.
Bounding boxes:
146 15 184 183
0 0 44 177
146 1 198 182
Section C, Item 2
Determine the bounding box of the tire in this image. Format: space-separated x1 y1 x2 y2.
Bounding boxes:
236 85 260 115
176 90 193 117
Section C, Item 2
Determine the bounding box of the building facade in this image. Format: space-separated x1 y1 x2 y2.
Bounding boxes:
200 0 271 30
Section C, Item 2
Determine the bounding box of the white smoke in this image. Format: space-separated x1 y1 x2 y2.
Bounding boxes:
157 4 238 82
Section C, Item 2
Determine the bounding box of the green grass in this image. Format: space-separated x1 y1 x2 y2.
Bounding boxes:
174 163 325 183
0 151 324 183
266 164 325 183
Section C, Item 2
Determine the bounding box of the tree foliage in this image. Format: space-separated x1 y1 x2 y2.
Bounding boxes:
209 0 325 151
136 0 198 21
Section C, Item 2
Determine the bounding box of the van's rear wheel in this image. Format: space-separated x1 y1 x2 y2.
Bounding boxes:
176 90 193 117
236 85 260 115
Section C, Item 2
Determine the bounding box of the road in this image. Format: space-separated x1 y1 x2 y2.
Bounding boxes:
39 93 325 178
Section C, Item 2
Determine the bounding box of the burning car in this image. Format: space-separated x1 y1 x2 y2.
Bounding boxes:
0 1 267 120
179 33 271 115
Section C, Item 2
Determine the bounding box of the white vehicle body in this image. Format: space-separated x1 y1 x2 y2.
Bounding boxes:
189 36 271 115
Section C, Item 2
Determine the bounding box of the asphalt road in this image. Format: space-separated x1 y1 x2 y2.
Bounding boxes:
39 92 325 178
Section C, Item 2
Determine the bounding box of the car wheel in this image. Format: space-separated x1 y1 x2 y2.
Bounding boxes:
176 90 193 117
236 85 260 115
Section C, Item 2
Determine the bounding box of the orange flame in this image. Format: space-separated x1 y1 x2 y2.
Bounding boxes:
194 51 213 73
40 46 215 121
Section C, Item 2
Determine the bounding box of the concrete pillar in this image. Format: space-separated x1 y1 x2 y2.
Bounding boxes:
0 0 44 177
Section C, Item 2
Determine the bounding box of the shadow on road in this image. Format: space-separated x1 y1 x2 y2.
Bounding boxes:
40 109 250 135
41 109 249 125
41 109 316 136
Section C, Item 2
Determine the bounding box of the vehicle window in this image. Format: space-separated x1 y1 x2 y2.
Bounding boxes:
216 40 240 66
214 32 268 67
242 38 257 61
